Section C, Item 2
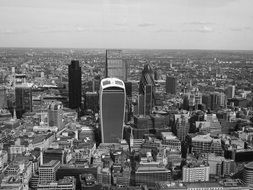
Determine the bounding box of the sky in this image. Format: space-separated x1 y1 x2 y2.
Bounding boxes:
0 0 253 50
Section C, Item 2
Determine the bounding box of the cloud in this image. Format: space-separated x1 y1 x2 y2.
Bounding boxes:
185 21 215 25
0 28 29 35
138 22 155 27
229 26 252 32
197 26 214 33
155 28 176 33
182 25 214 33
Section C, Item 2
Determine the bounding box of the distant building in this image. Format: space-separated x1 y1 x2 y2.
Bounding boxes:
100 78 126 143
135 165 171 188
39 160 61 184
226 85 235 99
139 64 156 105
48 101 63 129
175 114 190 141
68 60 82 109
15 84 33 118
37 176 76 190
144 84 153 116
191 134 213 154
182 164 209 182
166 76 177 94
105 49 127 81
85 91 99 113
0 86 7 108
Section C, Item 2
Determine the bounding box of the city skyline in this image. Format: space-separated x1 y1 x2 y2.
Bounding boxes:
0 0 253 50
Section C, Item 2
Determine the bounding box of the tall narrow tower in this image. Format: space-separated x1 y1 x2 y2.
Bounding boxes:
100 78 126 143
68 60 81 109
105 49 127 81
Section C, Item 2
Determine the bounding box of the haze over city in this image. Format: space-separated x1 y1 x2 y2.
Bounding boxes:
0 0 253 50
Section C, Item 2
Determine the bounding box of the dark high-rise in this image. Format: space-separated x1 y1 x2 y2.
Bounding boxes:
144 85 152 116
139 64 156 107
166 75 177 94
100 78 126 143
68 60 81 109
15 84 32 118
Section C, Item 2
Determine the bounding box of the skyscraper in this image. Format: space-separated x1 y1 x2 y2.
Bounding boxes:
48 101 63 129
15 84 32 118
226 85 235 99
105 49 127 81
166 75 177 94
68 60 81 109
100 78 126 143
144 85 152 116
0 86 7 108
139 64 156 110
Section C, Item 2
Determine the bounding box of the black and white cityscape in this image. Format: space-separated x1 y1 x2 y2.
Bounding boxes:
0 1 253 190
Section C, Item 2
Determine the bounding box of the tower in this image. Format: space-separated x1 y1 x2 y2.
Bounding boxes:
48 101 63 129
226 85 235 99
144 84 152 116
105 49 127 81
15 84 32 119
100 78 126 143
68 60 81 109
166 75 177 94
139 64 156 106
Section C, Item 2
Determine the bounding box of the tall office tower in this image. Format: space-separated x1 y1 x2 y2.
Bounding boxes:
39 160 60 184
144 85 152 116
175 114 189 141
48 101 63 129
210 92 227 110
100 78 126 143
15 84 32 119
137 94 144 115
166 75 177 94
105 49 127 81
125 81 132 98
85 92 99 113
226 85 235 99
68 60 81 109
0 86 7 108
139 64 155 94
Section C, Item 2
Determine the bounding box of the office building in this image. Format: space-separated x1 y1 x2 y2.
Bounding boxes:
39 160 61 184
191 134 213 154
125 81 132 98
135 165 171 188
15 83 33 118
68 60 82 109
182 165 210 182
43 149 65 165
226 85 235 99
166 75 177 94
37 176 76 190
144 84 153 115
139 64 156 104
105 49 127 81
48 101 63 129
100 78 126 143
85 91 99 113
243 162 253 185
0 86 7 108
137 94 145 115
175 114 190 141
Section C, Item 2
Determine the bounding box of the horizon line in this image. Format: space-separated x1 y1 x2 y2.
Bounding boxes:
0 46 253 52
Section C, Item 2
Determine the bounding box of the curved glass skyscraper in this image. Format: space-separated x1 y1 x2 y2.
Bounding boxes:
100 78 126 143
